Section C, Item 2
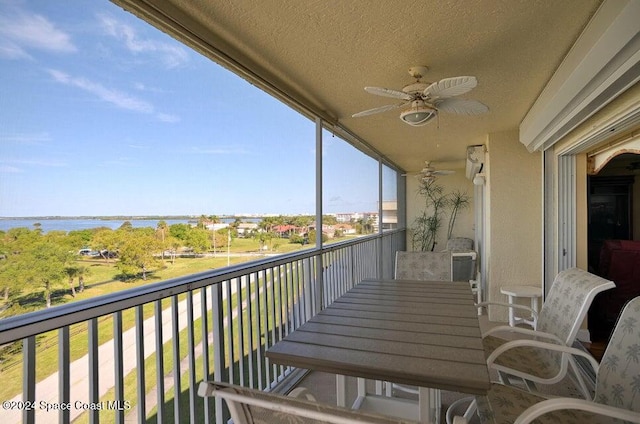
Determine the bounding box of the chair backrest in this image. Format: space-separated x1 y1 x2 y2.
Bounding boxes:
394 251 452 281
596 296 640 412
536 267 615 345
198 381 418 424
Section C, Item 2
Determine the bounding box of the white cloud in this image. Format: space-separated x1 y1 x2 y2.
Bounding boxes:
98 13 189 69
0 132 52 144
0 165 21 173
48 69 182 123
157 113 180 123
48 69 154 113
0 158 67 169
0 9 76 59
189 146 252 155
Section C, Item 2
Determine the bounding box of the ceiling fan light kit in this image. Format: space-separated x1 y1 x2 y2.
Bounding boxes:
353 66 489 127
400 101 437 126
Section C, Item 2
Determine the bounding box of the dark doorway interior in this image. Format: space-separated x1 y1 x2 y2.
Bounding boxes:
587 154 640 350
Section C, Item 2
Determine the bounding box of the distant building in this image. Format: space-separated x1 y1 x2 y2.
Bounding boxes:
381 201 398 230
237 222 259 237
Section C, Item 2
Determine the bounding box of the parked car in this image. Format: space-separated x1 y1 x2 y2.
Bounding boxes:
100 250 118 259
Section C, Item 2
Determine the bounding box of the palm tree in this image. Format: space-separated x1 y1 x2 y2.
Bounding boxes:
630 374 640 405
77 265 90 292
601 354 621 385
64 266 78 297
624 343 640 375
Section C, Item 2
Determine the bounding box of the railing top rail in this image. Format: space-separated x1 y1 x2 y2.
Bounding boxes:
0 230 404 344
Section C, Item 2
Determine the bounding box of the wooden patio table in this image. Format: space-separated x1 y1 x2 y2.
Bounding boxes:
266 278 491 423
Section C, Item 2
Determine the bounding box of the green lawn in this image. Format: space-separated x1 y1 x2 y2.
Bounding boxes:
0 234 354 401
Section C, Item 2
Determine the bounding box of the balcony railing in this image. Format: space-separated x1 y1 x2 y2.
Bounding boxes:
0 229 405 424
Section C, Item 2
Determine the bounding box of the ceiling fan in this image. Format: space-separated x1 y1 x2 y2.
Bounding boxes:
352 66 489 126
403 161 455 181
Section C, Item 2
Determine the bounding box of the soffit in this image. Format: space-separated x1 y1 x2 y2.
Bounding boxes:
114 0 602 173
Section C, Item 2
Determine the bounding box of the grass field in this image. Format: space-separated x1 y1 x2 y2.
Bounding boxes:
0 234 355 405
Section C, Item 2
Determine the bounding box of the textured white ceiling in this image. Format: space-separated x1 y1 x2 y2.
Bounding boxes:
116 0 602 172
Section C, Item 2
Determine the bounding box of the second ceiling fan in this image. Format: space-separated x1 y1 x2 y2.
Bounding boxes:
352 66 489 127
404 161 455 182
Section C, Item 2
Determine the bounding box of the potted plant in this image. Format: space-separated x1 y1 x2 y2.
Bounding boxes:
411 179 470 251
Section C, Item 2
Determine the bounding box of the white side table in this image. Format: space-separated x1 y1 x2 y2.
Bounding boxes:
500 285 541 328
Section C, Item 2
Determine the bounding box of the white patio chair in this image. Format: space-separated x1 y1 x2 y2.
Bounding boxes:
197 381 420 424
482 268 614 395
451 296 640 424
394 251 453 281
446 267 614 423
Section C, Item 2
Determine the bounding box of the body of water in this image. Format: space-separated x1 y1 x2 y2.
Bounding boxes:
0 218 194 233
0 217 263 233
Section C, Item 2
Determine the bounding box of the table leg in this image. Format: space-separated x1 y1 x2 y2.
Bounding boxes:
507 294 516 326
418 386 440 424
336 375 346 407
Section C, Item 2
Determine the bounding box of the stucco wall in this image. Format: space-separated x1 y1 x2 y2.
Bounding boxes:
405 167 475 252
487 130 543 322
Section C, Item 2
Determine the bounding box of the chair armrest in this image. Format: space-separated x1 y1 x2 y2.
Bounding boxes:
288 387 317 402
513 397 640 424
198 381 418 424
487 338 600 381
482 324 556 342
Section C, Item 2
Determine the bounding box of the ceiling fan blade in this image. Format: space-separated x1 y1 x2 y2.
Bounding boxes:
423 76 477 98
352 102 407 118
432 170 455 175
365 86 413 101
435 98 489 115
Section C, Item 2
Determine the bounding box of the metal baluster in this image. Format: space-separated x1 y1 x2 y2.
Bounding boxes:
22 336 35 424
224 279 234 383
186 291 196 423
134 306 146 423
261 269 272 385
154 300 166 424
88 319 99 424
283 263 291 335
170 296 181 423
200 287 211 423
255 271 265 390
113 311 124 424
211 283 227 423
235 277 245 385
246 273 255 388
59 326 70 424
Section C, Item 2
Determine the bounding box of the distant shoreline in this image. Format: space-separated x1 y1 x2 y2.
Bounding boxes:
0 214 283 221
0 215 198 221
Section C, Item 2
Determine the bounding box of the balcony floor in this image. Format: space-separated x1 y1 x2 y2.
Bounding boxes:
297 316 589 423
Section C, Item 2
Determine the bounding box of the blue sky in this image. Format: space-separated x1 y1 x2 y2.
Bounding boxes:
0 0 393 217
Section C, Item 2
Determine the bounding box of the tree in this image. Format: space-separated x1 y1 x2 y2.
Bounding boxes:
259 216 284 233
254 231 274 251
64 266 78 297
77 265 91 292
186 228 210 253
116 229 162 281
156 220 169 259
22 241 73 308
92 228 120 262
322 215 338 225
0 227 41 302
169 223 191 241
